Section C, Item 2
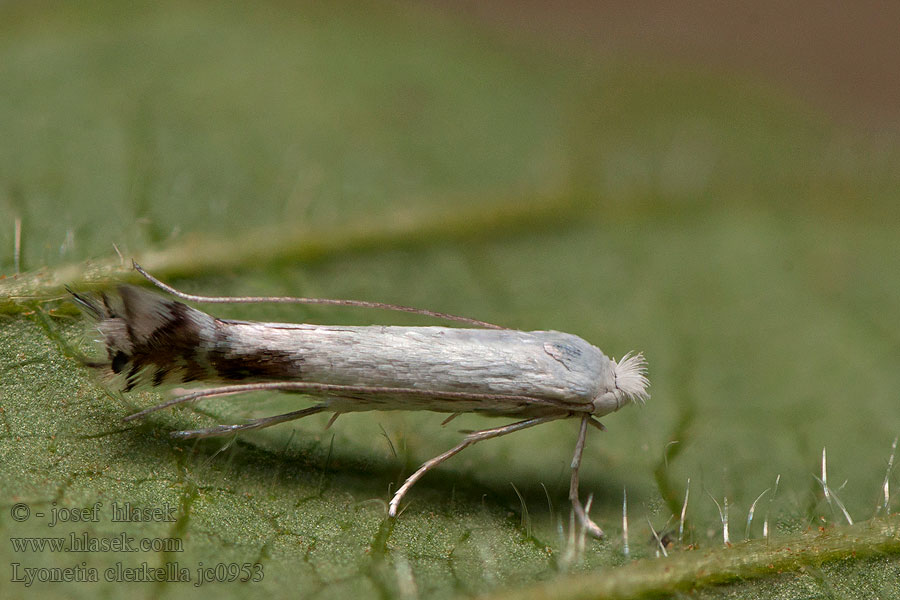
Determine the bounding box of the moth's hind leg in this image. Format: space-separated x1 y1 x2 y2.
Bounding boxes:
171 405 328 439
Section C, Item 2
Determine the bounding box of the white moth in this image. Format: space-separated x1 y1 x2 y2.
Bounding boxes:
70 263 648 537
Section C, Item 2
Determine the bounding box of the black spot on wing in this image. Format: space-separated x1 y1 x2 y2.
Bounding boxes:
111 351 129 375
152 368 168 387
124 362 141 392
207 321 302 382
112 289 211 388
182 358 208 383
207 347 302 382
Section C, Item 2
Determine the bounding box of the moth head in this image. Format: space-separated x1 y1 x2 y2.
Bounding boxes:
613 351 649 405
592 351 649 415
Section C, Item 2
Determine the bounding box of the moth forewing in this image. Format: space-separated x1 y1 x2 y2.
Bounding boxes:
71 267 649 538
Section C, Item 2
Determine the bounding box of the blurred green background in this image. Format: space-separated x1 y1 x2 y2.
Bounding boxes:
2 1 899 598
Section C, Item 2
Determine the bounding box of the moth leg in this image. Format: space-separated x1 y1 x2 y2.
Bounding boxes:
570 415 604 538
388 414 565 518
170 405 327 439
123 381 559 422
123 383 325 422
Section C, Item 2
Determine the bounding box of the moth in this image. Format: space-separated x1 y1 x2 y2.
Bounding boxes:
70 263 648 537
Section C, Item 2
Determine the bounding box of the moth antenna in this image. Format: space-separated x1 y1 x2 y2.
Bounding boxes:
131 261 506 329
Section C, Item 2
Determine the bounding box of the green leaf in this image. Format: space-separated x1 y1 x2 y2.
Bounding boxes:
2 1 900 599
